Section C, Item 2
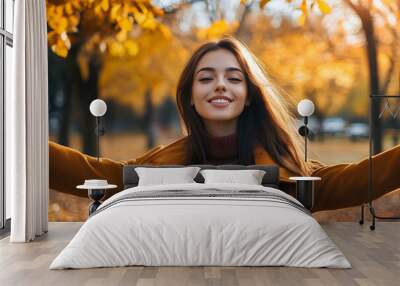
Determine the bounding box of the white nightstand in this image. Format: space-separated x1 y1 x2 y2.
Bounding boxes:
289 176 321 211
77 180 117 215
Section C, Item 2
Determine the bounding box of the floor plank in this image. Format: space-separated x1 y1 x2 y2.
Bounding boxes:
0 222 399 286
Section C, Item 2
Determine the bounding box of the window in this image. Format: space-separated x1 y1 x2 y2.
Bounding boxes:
1 0 14 234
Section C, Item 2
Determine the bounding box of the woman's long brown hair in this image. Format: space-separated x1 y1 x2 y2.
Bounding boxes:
176 37 310 176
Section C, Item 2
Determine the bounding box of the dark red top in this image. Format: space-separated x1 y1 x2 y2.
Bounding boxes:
206 132 239 164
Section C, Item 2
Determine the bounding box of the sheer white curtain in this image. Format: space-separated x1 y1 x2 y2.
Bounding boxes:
6 0 49 242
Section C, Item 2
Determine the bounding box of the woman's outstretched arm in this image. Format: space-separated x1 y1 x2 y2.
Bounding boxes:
311 145 400 212
49 141 163 198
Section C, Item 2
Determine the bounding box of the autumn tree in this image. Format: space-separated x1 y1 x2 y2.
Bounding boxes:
99 28 189 148
46 0 332 153
47 0 167 154
342 0 400 153
243 12 359 139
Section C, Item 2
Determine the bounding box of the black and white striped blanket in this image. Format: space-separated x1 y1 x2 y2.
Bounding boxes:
91 187 310 218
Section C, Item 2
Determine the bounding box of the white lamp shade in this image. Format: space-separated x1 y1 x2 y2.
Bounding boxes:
297 99 315 117
90 99 107 117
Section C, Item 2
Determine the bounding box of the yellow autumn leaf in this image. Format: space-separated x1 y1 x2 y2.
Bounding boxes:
94 5 103 16
48 16 68 34
67 15 80 31
51 38 69 58
53 5 64 17
196 29 207 40
133 10 147 25
158 24 172 39
316 0 331 14
298 13 306 25
119 17 133 31
137 2 149 14
47 31 59 47
116 30 128 42
381 0 393 6
60 31 71 49
100 0 109 12
209 20 229 35
64 3 74 15
196 20 235 40
259 0 271 9
109 41 125 57
70 0 81 9
110 4 122 21
151 6 164 17
140 16 157 30
124 40 139 56
301 0 307 16
122 3 132 17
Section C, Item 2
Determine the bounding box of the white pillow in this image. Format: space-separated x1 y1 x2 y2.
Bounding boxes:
135 167 201 186
200 169 266 185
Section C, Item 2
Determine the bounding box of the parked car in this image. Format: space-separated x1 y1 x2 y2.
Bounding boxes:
321 117 347 137
346 123 369 141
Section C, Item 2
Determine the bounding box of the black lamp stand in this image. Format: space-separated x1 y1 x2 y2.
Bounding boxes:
359 94 400 230
298 116 310 162
89 116 106 215
94 116 105 162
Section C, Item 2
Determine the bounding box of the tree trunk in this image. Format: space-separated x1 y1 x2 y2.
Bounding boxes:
48 48 70 145
58 89 71 145
143 89 156 149
347 1 382 154
361 9 382 154
80 56 101 156
57 44 81 146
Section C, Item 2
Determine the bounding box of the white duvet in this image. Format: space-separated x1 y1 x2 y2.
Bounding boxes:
50 183 351 269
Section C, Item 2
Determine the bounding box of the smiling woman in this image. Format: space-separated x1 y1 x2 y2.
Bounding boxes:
191 50 249 135
176 38 308 173
49 36 400 213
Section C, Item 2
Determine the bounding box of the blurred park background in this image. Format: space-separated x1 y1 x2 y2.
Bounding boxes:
46 0 400 222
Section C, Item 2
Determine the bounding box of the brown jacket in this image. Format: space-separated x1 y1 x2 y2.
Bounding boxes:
49 137 400 212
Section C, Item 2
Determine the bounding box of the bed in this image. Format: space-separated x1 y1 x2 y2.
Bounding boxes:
49 165 350 269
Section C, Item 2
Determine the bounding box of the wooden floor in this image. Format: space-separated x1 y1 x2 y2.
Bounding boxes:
0 222 399 286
